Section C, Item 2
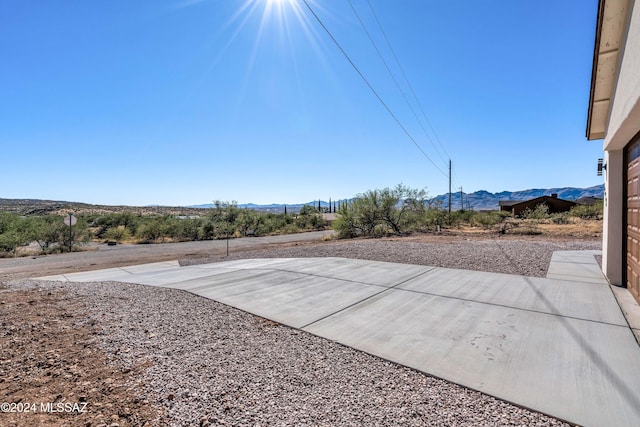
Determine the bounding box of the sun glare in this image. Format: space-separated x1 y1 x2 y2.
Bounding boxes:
197 0 328 103
262 0 299 29
244 0 320 63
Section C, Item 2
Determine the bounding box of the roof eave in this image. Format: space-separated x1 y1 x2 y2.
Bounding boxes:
586 0 630 141
587 0 607 140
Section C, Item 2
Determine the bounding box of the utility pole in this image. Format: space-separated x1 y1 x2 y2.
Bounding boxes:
68 213 73 252
448 160 452 215
459 187 463 211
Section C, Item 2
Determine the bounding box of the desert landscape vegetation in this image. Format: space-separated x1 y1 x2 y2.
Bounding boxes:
0 184 602 259
0 185 603 426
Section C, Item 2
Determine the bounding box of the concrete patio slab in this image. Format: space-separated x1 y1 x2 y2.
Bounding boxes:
303 288 640 427
546 250 608 284
546 263 608 283
107 266 234 287
189 257 434 287
40 266 137 283
398 267 626 325
263 257 434 287
37 261 181 283
117 260 180 273
145 268 249 290
611 285 640 343
194 273 389 328
36 253 640 427
549 250 603 263
190 257 316 270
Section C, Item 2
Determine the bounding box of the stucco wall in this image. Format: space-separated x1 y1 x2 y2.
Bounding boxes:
603 150 624 286
601 1 640 286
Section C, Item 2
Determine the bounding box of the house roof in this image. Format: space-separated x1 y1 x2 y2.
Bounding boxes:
586 0 631 140
576 196 602 205
498 195 577 208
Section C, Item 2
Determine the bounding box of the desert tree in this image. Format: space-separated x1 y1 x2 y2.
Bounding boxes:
333 184 428 238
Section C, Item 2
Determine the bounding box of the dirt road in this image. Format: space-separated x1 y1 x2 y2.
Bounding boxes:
0 231 334 282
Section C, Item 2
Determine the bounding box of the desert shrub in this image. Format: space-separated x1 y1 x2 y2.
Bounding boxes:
333 204 359 238
473 211 504 229
299 205 320 215
521 204 549 220
0 214 25 256
172 218 202 241
0 213 23 255
451 209 476 225
135 216 171 242
295 211 325 230
421 207 449 230
551 213 570 224
93 212 141 238
0 231 22 256
333 184 428 238
9 214 90 253
27 216 65 251
103 226 132 242
569 200 603 220
236 209 259 237
514 225 543 235
497 219 518 235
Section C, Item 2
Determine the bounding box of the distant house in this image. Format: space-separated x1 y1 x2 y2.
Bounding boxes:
575 196 601 206
499 194 577 216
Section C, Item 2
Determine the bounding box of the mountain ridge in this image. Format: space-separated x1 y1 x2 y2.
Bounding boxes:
193 184 604 211
0 185 604 215
429 184 604 210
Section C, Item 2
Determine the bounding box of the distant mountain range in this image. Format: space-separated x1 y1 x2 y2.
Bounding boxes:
191 184 605 212
0 185 604 215
429 184 604 211
190 201 334 213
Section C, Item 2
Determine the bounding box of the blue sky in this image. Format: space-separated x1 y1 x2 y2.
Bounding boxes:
1 0 603 206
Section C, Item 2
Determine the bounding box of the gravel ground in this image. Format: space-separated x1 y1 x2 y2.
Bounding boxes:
6 236 599 426
181 236 602 278
12 279 573 427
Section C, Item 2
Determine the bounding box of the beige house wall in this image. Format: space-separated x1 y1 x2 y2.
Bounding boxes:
603 150 624 285
602 1 640 286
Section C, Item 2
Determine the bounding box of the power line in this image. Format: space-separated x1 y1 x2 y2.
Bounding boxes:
347 0 448 169
366 0 452 162
300 0 447 177
365 0 466 200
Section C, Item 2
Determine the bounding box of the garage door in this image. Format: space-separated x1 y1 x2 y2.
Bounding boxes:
627 138 640 303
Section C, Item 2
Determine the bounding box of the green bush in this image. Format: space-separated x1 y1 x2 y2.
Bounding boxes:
473 211 504 229
135 216 171 242
103 226 132 242
333 204 359 238
172 219 202 241
0 213 24 255
569 200 603 220
299 205 320 215
93 212 140 238
1 213 90 255
521 204 549 220
421 207 449 230
333 184 428 238
295 211 325 230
